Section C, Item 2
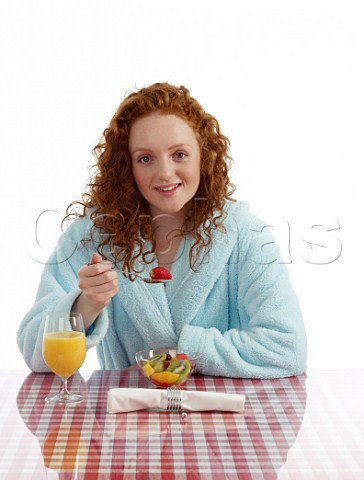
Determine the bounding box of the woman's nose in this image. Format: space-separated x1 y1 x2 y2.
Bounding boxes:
157 157 174 179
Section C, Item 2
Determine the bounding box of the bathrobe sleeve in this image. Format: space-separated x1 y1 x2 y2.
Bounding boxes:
178 209 307 379
17 216 109 372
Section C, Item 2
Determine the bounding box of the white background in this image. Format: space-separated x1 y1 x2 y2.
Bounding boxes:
1 0 363 371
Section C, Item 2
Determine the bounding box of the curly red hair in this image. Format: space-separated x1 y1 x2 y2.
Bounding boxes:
65 82 236 276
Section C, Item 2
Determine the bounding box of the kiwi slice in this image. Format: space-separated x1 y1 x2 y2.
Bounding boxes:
166 359 180 372
149 353 167 363
151 360 165 373
167 360 191 382
149 353 172 363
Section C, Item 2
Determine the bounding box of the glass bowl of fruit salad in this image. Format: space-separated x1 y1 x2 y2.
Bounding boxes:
135 348 197 388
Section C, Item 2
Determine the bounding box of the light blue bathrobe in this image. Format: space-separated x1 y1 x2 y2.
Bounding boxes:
17 201 307 378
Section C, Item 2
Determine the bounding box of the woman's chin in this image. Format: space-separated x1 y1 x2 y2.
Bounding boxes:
149 202 189 219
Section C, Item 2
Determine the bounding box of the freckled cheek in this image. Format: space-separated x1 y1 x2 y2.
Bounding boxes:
139 179 151 192
186 168 201 186
132 170 149 193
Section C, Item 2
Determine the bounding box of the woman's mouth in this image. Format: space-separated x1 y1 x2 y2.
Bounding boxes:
155 183 181 195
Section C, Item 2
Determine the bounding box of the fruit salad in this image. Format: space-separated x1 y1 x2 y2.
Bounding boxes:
142 352 192 387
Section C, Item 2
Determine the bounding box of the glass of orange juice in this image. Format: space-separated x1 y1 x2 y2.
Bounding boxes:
42 312 86 404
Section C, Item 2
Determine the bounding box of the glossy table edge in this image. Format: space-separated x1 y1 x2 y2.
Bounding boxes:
0 369 363 479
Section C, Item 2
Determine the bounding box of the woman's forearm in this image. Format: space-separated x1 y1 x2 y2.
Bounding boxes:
71 293 106 331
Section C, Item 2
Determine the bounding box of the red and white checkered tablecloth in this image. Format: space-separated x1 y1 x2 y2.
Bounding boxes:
0 369 363 479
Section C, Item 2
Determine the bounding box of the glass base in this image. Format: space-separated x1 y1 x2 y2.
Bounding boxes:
45 392 84 405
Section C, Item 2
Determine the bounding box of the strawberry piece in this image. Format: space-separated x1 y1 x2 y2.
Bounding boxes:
150 266 172 280
151 380 171 388
176 353 188 360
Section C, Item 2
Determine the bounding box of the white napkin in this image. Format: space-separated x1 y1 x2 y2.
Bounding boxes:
107 388 245 413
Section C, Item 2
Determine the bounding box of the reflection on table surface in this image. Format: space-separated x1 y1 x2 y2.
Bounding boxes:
0 369 362 478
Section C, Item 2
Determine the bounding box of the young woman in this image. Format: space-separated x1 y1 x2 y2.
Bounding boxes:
17 83 307 378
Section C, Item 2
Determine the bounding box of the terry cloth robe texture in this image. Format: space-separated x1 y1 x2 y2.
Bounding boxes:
17 201 307 378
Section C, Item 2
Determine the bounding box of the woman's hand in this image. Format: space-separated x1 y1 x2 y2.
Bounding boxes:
72 253 119 330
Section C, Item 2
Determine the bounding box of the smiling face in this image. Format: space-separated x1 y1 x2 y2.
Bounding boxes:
129 112 201 220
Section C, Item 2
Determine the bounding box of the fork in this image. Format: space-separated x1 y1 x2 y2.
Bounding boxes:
166 386 182 411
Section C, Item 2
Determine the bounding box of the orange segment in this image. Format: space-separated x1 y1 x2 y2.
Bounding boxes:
151 371 179 385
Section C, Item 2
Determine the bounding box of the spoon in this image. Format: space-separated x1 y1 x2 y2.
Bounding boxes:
113 269 171 284
86 262 171 284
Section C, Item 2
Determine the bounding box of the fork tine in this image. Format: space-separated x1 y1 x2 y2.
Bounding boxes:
167 387 182 411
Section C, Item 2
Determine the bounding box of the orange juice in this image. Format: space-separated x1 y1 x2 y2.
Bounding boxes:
43 423 86 470
43 331 86 379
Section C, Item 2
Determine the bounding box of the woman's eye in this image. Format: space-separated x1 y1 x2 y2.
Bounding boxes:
138 155 151 164
174 151 187 159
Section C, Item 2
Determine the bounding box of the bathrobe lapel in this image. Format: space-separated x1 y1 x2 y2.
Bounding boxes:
116 254 178 347
116 204 240 346
166 219 239 335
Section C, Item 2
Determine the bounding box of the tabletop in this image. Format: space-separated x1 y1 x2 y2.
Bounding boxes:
0 369 363 479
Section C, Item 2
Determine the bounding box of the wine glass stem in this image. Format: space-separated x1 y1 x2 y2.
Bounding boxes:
60 377 70 398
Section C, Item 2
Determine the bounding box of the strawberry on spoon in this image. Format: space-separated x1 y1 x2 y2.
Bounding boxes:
150 266 172 281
